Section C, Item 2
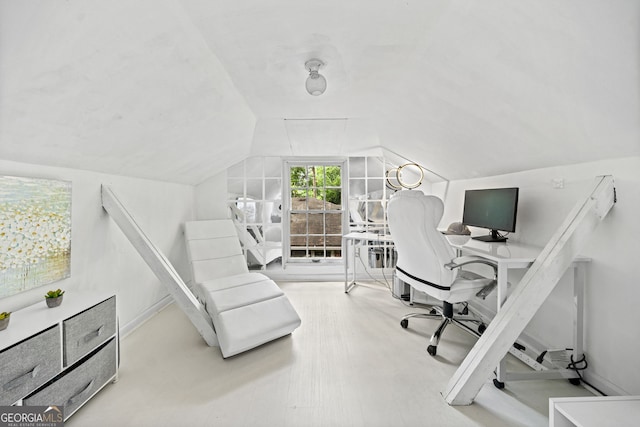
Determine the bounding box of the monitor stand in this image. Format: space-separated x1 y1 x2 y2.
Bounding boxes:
472 230 508 243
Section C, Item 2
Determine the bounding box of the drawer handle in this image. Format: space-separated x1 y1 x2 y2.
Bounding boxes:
83 325 105 344
3 365 40 391
67 379 94 406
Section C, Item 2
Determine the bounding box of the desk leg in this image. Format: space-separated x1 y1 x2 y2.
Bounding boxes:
344 236 349 292
573 263 586 364
344 237 359 293
353 241 357 286
495 263 509 384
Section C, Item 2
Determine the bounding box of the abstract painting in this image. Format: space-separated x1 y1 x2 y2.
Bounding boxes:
0 176 71 298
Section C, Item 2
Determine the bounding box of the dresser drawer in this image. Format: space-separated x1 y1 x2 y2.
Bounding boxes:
24 338 117 418
63 296 116 366
0 325 61 405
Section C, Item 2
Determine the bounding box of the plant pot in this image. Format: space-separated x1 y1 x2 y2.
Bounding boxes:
0 317 9 331
46 295 64 308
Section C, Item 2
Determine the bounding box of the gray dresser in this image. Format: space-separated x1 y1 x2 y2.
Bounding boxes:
0 293 118 421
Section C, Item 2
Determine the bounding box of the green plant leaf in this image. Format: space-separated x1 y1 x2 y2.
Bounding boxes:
45 289 65 298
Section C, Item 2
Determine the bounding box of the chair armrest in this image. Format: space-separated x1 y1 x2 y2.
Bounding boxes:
445 256 498 274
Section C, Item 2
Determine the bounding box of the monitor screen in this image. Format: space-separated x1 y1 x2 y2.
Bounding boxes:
462 187 519 242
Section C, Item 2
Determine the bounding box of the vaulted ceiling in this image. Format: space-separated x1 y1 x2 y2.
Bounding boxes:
1 1 638 185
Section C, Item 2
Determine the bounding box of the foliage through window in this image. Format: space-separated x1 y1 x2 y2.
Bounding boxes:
287 163 344 261
290 166 342 205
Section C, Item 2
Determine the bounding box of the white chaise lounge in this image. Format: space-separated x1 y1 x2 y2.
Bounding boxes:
184 219 301 358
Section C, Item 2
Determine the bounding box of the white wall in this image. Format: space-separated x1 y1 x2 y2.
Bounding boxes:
434 156 640 395
194 171 229 220
0 159 196 331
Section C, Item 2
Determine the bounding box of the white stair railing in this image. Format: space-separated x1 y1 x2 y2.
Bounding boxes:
101 185 218 347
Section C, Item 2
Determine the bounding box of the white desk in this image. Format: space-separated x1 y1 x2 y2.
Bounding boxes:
445 236 544 314
445 235 590 385
343 232 590 384
343 232 394 293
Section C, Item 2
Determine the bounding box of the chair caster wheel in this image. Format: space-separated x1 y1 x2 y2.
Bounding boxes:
400 319 409 329
569 378 581 386
478 323 487 334
493 379 505 389
427 345 437 356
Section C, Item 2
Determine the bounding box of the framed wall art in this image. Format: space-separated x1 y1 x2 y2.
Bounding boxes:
0 175 71 298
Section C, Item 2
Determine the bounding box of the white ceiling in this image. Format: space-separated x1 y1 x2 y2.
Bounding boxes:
1 0 638 184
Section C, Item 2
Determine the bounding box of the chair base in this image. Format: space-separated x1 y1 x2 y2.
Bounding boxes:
400 302 486 356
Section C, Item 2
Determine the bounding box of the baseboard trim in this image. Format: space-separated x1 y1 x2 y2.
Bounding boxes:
582 371 628 396
120 294 174 339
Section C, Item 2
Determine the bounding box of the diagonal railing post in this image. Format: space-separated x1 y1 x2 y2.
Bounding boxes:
101 185 218 347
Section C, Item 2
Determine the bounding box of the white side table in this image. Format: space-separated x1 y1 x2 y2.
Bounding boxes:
549 395 640 427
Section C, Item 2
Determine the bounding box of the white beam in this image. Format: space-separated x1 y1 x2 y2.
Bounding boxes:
101 185 218 347
443 175 616 405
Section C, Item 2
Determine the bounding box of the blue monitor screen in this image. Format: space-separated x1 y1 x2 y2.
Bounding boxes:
462 187 519 241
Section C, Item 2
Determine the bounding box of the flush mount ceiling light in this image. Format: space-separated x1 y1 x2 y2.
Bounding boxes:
305 59 327 96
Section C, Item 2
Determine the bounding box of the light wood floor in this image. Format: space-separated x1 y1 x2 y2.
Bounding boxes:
67 281 593 427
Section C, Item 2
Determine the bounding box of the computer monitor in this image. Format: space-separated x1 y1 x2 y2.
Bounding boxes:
462 187 519 242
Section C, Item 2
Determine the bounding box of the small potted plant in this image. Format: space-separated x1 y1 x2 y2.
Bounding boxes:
0 312 11 331
45 289 65 308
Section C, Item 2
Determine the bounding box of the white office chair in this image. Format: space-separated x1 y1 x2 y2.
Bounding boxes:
387 190 497 356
